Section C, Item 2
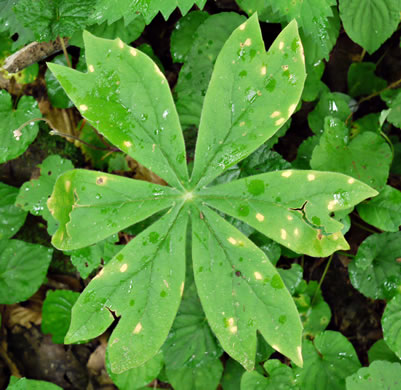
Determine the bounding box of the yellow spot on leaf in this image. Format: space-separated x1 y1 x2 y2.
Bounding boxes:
180 282 184 296
94 268 104 279
294 228 299 236
88 64 95 72
279 41 284 50
163 279 169 288
244 38 251 46
240 121 246 127
348 178 355 184
270 111 281 118
282 65 288 71
65 180 71 192
228 237 237 245
254 271 263 280
239 23 246 30
130 47 137 56
288 104 297 116
123 141 132 148
96 176 107 185
281 170 292 178
261 66 267 75
287 215 293 221
133 323 142 334
281 229 287 240
332 232 340 241
307 174 316 181
275 118 285 126
328 200 338 210
120 264 128 272
79 104 88 112
118 39 124 48
256 213 265 222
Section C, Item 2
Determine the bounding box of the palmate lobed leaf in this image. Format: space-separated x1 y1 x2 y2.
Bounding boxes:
47 14 378 374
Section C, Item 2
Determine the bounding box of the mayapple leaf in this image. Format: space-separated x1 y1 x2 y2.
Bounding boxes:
339 0 400 54
191 204 303 370
48 31 189 190
198 170 377 257
346 360 401 390
190 14 306 189
383 293 401 359
0 90 41 164
65 205 188 373
0 182 27 240
48 169 181 250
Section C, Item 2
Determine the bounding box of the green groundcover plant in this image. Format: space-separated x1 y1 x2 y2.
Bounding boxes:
1 0 401 389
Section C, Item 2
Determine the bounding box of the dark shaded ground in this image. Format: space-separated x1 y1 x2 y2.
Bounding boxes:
1 0 401 388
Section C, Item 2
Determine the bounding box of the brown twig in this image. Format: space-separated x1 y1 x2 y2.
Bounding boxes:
3 38 69 73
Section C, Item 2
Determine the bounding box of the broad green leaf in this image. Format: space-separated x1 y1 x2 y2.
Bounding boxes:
70 16 145 48
357 185 401 232
165 358 223 390
45 55 74 109
0 240 53 304
279 264 303 295
41 289 79 344
348 62 387 98
352 113 381 135
339 0 400 54
383 293 401 359
170 11 210 63
48 32 189 189
14 0 95 41
249 232 281 266
311 117 392 191
65 205 188 373
199 170 377 257
221 358 245 390
175 12 246 128
47 169 180 250
0 182 27 239
65 235 120 279
16 155 74 234
241 359 299 390
293 331 361 390
190 15 306 188
90 0 207 25
346 360 401 390
348 232 401 300
293 280 331 337
307 92 351 135
291 135 320 169
106 350 164 390
368 339 401 364
162 282 223 370
191 204 303 370
7 377 62 390
381 88 401 129
302 61 326 102
0 90 41 164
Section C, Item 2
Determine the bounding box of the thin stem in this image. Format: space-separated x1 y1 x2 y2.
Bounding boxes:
59 36 72 68
358 78 401 105
379 128 394 161
14 118 119 152
312 254 333 305
351 219 380 234
336 251 356 258
359 48 366 62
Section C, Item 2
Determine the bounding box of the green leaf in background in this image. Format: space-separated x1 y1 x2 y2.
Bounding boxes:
357 185 401 232
174 12 246 128
278 264 303 295
339 0 401 54
65 234 120 279
165 358 223 390
292 135 320 169
293 280 331 337
239 148 291 176
221 359 245 390
347 62 387 98
65 206 188 373
311 117 392 191
307 92 352 135
0 240 53 304
70 16 146 48
7 377 62 390
0 90 41 164
293 331 361 390
0 182 27 240
383 293 401 359
381 88 401 129
48 31 189 190
16 155 74 234
47 170 180 250
14 0 95 41
163 282 223 370
200 170 377 257
190 15 306 188
191 205 303 370
249 232 281 266
41 289 80 344
349 232 401 300
346 360 401 390
241 359 299 390
106 350 164 390
368 339 401 364
170 11 210 63
302 61 327 102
